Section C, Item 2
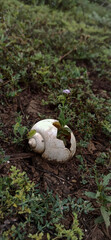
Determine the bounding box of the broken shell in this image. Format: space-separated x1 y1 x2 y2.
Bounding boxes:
28 119 76 162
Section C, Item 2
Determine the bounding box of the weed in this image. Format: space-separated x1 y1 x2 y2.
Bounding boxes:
53 212 84 240
85 172 111 230
12 114 28 144
0 148 10 164
0 166 85 239
53 89 72 148
68 196 94 214
95 152 110 165
28 232 43 240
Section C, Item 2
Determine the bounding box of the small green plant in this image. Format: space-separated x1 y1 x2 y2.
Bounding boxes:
95 152 109 165
58 105 71 128
101 119 111 137
13 115 28 144
28 232 43 240
53 89 72 148
0 148 10 164
53 212 84 240
85 173 111 230
27 129 36 139
0 166 34 218
2 223 27 240
68 196 94 214
0 166 84 239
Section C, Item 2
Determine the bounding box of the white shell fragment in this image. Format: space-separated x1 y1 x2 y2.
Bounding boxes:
28 119 76 162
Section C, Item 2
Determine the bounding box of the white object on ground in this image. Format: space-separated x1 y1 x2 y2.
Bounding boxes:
28 119 76 162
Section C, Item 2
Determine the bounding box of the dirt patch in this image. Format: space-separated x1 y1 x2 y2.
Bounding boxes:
88 70 111 97
92 77 111 93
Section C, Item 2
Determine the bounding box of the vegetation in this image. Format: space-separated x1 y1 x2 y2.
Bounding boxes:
0 166 84 239
0 0 111 239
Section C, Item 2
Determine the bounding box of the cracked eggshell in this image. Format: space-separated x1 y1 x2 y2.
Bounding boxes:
29 119 76 162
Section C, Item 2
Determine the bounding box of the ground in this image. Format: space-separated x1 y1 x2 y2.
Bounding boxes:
0 75 111 240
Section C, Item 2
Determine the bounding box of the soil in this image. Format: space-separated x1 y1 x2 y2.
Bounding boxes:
0 78 111 240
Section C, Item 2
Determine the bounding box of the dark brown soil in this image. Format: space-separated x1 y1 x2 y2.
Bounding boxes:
0 77 111 240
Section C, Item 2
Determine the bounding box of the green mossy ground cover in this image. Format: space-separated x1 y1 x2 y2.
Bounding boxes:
0 0 111 239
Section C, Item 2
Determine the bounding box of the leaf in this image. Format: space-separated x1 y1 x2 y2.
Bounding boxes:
13 122 20 135
95 191 101 198
47 233 50 240
100 206 110 229
95 215 104 224
85 191 96 199
102 173 111 187
57 127 71 138
53 121 61 129
28 232 43 240
105 187 111 191
13 203 17 208
105 196 111 203
27 129 36 139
